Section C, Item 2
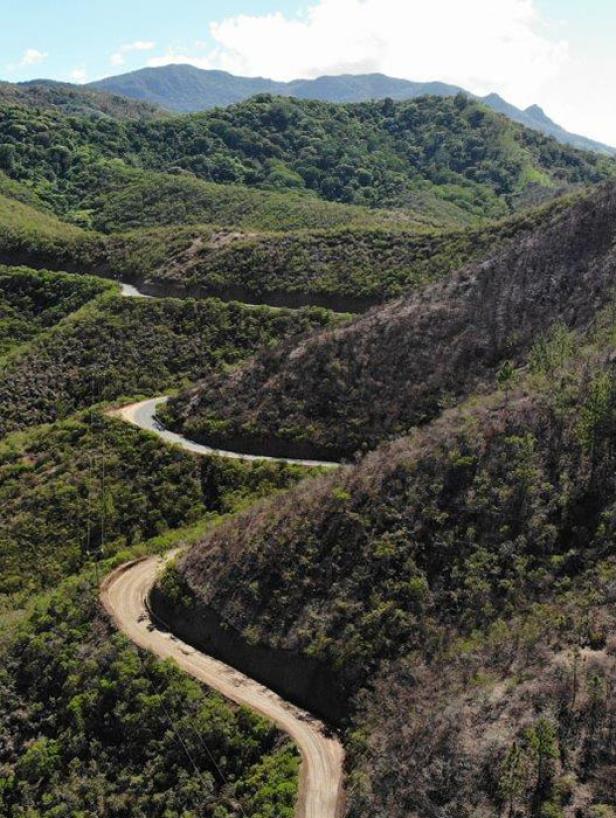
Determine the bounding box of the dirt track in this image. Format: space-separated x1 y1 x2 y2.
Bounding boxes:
101 556 345 818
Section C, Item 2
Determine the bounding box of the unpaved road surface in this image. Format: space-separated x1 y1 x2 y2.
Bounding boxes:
111 397 341 469
120 282 154 299
101 556 345 818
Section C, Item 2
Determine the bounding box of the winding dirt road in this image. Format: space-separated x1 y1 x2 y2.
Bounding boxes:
111 396 341 469
104 285 345 815
101 556 345 818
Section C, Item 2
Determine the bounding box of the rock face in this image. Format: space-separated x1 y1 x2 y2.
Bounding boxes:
168 183 616 459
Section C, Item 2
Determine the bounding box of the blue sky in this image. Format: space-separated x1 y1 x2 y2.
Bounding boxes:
3 1 616 145
1 0 303 81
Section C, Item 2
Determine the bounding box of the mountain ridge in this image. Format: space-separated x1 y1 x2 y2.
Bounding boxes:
88 64 616 155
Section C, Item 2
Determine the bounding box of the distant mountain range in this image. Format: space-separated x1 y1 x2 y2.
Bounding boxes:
88 64 616 156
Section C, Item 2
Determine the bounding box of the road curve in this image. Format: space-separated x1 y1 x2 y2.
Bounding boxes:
110 396 341 469
101 556 345 818
120 282 154 299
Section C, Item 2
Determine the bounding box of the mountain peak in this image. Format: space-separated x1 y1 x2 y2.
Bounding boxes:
524 103 552 125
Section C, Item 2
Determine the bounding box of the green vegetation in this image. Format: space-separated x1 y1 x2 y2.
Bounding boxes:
0 571 299 817
0 407 308 607
82 94 613 216
1 167 578 313
0 93 612 229
2 78 616 818
105 192 577 309
0 266 112 355
0 182 101 271
0 279 338 437
0 257 315 813
87 166 419 233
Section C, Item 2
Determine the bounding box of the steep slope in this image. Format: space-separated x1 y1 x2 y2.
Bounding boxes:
88 65 616 155
104 193 578 311
165 181 616 459
156 316 616 818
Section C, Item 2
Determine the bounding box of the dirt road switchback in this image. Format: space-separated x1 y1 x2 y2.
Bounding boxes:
101 555 345 818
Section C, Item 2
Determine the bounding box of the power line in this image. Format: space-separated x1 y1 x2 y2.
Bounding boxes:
135 653 226 800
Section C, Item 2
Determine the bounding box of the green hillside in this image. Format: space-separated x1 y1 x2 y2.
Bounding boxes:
0 275 339 438
119 94 611 213
0 94 613 229
86 166 425 233
0 179 99 271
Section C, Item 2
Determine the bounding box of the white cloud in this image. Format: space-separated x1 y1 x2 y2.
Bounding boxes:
21 48 48 67
14 48 49 69
158 0 567 109
110 40 156 68
70 67 88 84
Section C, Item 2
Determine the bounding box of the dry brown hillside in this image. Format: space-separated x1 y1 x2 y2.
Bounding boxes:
166 181 616 459
156 317 616 817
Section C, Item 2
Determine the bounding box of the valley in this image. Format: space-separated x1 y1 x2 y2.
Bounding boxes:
1 61 616 818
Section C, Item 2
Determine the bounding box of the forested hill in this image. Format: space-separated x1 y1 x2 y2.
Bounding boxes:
0 80 162 120
88 65 464 111
0 92 614 228
163 305 616 817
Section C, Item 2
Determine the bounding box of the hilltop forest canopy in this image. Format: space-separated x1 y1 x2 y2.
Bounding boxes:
0 93 613 228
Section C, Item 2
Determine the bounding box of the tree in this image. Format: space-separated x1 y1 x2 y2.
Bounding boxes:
499 741 525 818
528 719 558 816
0 143 16 174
